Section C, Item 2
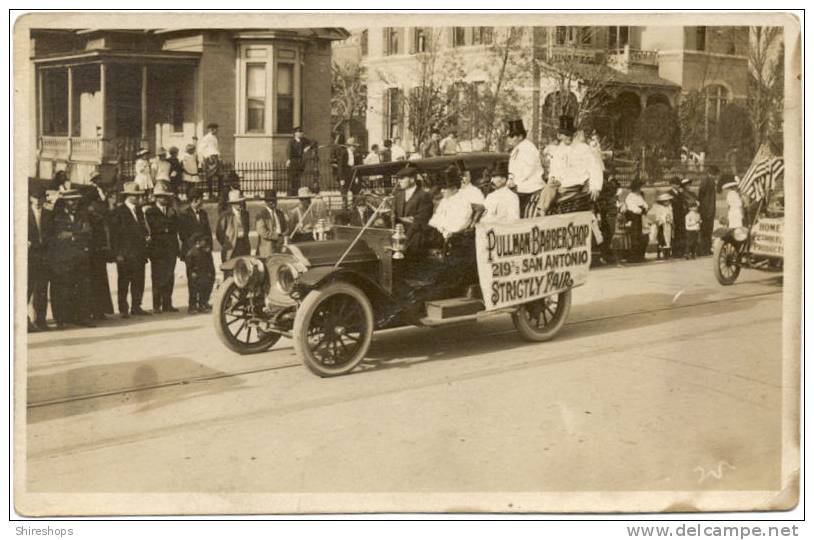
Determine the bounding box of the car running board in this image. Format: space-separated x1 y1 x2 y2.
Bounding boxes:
419 297 513 327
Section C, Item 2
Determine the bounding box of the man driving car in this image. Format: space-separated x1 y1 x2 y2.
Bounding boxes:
392 164 433 257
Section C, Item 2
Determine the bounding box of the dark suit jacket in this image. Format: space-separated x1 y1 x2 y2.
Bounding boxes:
110 203 149 263
288 137 313 166
178 206 213 255
255 206 288 257
48 208 91 270
29 207 52 268
698 176 717 220
349 206 374 227
392 187 434 255
144 205 181 260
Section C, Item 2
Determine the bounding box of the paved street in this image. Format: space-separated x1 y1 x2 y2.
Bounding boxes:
25 256 784 502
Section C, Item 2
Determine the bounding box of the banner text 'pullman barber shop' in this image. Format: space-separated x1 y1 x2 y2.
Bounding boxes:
476 212 593 310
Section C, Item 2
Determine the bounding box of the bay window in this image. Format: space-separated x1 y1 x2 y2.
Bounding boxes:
237 44 302 136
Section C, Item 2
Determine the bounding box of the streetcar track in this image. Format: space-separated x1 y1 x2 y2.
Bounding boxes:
27 289 781 409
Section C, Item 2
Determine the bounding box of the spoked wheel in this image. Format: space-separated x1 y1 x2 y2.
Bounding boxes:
512 289 572 342
293 282 374 377
713 239 742 285
214 277 281 354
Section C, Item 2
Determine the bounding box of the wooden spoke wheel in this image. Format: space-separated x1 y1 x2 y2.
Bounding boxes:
511 289 572 342
293 283 374 377
214 277 281 354
713 239 742 285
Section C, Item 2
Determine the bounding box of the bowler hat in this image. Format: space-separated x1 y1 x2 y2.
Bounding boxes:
263 190 278 202
153 182 174 198
297 186 314 199
558 115 576 136
121 181 145 196
227 189 246 204
396 164 419 178
506 119 527 137
59 189 83 200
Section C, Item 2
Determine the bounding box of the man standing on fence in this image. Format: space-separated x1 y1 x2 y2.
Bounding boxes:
286 126 312 197
198 123 221 199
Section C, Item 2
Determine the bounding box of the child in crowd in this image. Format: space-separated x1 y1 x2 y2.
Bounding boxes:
181 143 201 200
611 202 633 267
685 201 702 259
185 232 215 314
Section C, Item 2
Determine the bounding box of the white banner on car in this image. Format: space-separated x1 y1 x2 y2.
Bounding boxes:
475 212 593 311
750 217 784 258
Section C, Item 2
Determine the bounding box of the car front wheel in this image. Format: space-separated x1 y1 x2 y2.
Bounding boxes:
512 289 572 342
713 239 742 285
293 282 374 377
214 277 281 354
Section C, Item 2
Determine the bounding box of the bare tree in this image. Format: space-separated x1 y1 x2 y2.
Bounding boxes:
746 27 784 146
331 58 367 138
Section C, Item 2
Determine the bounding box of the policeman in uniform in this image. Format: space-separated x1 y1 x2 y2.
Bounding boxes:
48 189 94 328
144 182 181 313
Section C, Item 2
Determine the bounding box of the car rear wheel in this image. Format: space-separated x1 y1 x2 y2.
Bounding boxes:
214 277 281 354
512 289 572 342
293 282 374 377
713 239 741 285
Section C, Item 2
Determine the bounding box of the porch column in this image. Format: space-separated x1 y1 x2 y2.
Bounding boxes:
99 63 107 161
140 64 148 144
66 66 73 159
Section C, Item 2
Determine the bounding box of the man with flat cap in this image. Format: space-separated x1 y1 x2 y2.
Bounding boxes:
391 163 434 258
28 185 52 331
144 181 181 313
505 119 545 217
48 189 94 328
255 190 288 256
110 181 150 317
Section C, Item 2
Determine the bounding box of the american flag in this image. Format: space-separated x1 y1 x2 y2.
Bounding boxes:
737 155 784 202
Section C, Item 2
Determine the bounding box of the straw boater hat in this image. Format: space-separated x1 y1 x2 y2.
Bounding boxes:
136 148 149 158
297 186 314 199
227 189 245 204
722 180 739 190
680 177 692 186
121 181 145 196
153 182 174 198
59 189 83 200
656 193 674 203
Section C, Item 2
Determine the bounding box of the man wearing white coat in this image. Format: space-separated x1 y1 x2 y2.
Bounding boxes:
482 161 520 224
505 119 545 217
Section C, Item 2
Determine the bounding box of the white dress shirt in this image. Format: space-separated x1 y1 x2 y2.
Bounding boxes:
624 192 648 215
482 186 520 224
429 191 473 238
508 138 545 194
459 183 485 206
548 140 604 192
197 132 220 160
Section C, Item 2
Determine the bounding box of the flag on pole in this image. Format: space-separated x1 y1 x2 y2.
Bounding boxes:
737 149 784 202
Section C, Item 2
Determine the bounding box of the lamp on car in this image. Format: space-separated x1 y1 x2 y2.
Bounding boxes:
391 224 406 259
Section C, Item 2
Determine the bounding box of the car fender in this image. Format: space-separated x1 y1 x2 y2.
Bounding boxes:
296 266 395 310
713 227 744 244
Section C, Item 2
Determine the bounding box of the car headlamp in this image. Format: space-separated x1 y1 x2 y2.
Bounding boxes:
276 263 299 294
233 257 264 289
733 227 749 242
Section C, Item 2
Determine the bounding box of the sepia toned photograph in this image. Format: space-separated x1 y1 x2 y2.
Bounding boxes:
12 11 801 516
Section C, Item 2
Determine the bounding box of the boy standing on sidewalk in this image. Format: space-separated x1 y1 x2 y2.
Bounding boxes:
685 201 702 259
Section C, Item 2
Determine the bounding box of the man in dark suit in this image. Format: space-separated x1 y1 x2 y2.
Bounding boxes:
698 165 719 256
216 189 252 267
391 164 434 257
144 182 181 313
286 126 313 196
255 190 288 256
109 181 150 317
28 185 52 331
48 189 94 328
178 187 214 313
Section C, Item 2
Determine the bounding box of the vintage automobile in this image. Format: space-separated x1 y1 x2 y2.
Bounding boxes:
713 163 784 285
213 153 587 377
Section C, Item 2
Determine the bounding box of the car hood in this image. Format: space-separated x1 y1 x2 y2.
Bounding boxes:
285 239 379 267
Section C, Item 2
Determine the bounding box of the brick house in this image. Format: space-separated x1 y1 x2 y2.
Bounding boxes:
29 28 349 184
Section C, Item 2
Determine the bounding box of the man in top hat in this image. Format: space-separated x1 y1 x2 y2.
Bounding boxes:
505 119 545 216
391 163 434 258
28 185 52 331
539 115 604 215
144 182 181 313
198 123 222 197
216 189 251 266
109 181 151 317
482 161 520 224
286 126 313 197
722 177 744 228
47 189 94 328
134 148 154 194
255 190 288 256
178 187 214 312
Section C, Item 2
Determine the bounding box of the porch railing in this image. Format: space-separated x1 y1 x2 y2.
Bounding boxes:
70 137 102 162
40 136 69 160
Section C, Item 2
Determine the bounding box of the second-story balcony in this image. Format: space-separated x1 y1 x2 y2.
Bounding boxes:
608 45 659 73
